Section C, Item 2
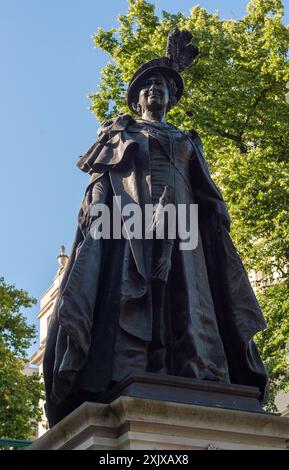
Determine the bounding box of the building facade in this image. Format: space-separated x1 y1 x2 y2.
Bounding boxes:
30 246 68 436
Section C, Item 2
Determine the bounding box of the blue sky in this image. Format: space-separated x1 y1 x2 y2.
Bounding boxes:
1 0 288 356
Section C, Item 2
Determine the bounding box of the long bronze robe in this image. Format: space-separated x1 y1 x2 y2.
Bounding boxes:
43 114 268 426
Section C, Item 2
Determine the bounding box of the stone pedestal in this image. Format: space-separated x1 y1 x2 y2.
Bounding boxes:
28 376 289 450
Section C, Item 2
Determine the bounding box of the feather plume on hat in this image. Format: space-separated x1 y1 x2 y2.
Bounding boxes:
166 28 199 72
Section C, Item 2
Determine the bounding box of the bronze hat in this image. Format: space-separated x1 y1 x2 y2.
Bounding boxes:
126 29 199 115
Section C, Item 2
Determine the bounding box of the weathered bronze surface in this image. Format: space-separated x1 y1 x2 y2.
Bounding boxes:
43 29 268 427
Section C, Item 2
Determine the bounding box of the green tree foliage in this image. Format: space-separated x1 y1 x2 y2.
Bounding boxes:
89 0 289 409
0 277 44 439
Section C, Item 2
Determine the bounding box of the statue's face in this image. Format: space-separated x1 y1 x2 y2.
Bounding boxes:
137 73 170 113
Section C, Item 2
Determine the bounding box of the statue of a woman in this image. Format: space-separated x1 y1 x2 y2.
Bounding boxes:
43 29 268 427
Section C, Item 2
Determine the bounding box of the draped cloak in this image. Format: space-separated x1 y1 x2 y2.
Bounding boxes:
43 113 268 427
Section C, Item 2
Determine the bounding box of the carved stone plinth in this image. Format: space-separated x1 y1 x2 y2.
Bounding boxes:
28 375 289 450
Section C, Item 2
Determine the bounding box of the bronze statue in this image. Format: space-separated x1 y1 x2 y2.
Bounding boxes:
43 29 268 427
